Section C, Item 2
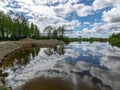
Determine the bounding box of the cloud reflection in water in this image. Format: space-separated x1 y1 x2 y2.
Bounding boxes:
4 42 120 90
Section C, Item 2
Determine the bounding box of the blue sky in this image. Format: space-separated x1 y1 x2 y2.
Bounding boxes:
64 0 114 36
0 0 120 37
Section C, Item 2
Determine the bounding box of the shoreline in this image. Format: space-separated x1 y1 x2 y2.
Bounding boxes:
0 41 20 88
0 39 64 88
0 39 64 62
0 41 20 62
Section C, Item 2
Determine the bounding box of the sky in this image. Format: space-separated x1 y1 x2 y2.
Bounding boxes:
0 0 120 38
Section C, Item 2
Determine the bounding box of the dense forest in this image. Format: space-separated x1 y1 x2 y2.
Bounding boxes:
0 12 40 40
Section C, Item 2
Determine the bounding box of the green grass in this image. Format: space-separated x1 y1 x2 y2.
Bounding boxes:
0 86 8 90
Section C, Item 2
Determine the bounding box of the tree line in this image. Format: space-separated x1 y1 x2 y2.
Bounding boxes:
109 33 120 48
0 11 66 41
44 26 65 40
2 10 119 46
0 12 40 41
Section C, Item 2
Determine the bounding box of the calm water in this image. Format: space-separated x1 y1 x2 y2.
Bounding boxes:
2 42 120 90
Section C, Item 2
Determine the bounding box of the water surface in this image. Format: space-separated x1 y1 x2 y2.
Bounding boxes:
2 42 120 90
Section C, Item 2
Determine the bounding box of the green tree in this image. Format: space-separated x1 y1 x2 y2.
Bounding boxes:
53 29 58 39
56 26 65 40
44 26 54 39
0 11 41 41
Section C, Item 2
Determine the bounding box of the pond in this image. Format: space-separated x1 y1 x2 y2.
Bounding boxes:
2 42 120 90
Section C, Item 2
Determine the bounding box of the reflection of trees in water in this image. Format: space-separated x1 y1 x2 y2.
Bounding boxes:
44 45 65 56
2 46 65 69
2 48 40 69
109 42 120 48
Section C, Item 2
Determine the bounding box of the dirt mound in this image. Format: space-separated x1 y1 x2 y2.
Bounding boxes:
20 38 36 41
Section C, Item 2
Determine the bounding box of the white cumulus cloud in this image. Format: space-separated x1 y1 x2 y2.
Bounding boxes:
93 0 115 10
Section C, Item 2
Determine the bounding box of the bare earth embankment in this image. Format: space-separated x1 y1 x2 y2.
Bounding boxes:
17 38 64 48
0 39 64 61
0 39 64 88
0 41 20 62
